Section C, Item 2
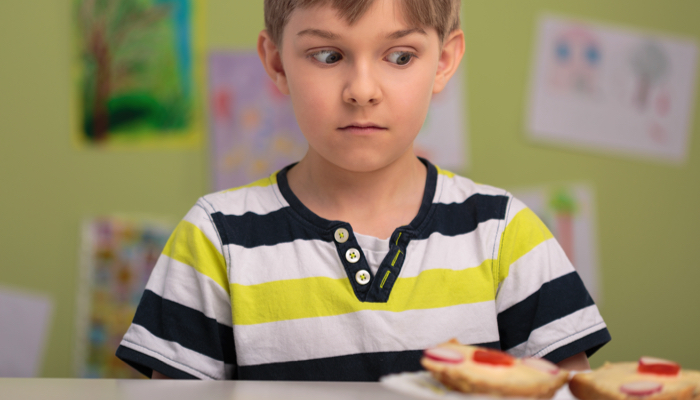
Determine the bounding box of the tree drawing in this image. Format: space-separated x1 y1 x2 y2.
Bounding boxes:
630 40 669 110
75 0 192 143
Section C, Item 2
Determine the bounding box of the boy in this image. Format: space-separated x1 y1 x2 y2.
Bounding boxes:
117 0 610 381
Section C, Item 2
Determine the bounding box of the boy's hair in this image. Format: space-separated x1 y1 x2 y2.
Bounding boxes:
264 0 461 46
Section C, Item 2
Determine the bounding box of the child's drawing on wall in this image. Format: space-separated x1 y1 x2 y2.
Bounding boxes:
73 0 201 147
528 15 697 163
76 216 173 378
209 52 308 191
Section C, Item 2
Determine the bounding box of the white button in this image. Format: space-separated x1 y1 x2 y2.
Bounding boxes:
334 228 349 243
345 248 361 263
355 270 371 285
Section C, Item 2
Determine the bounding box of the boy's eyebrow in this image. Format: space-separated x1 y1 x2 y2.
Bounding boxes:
296 27 427 41
386 28 427 39
296 29 340 40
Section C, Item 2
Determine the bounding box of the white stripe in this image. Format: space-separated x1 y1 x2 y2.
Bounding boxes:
401 224 502 278
233 301 499 366
120 324 233 380
201 184 287 217
146 256 232 326
228 239 345 285
435 174 509 205
227 222 503 285
506 305 607 358
496 238 574 313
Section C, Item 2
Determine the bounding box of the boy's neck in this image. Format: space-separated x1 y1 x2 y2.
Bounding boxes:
286 149 427 239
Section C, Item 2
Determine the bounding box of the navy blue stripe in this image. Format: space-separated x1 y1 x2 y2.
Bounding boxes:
212 186 508 248
541 328 611 364
116 345 200 379
497 271 595 351
238 342 500 381
415 193 509 240
131 290 236 365
213 208 328 247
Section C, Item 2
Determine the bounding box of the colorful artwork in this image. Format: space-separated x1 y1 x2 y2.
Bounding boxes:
209 52 308 191
75 216 174 378
72 0 204 148
511 184 600 302
528 15 698 163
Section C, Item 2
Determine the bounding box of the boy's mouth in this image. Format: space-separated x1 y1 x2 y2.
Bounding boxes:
338 123 388 133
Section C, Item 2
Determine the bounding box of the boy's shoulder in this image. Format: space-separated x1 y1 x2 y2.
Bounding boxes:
197 172 285 216
435 166 533 226
434 165 514 202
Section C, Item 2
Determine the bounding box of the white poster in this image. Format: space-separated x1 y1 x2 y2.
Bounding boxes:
0 286 53 377
511 184 600 302
527 15 698 163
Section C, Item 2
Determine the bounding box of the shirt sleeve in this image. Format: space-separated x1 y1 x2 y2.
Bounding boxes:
116 199 236 380
493 196 610 363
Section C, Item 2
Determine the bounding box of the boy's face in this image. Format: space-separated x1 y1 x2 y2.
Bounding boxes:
271 0 457 173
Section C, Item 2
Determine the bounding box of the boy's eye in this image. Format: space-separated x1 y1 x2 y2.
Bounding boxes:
311 50 342 64
387 51 414 66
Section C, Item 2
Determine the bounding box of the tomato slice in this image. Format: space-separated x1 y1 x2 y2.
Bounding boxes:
638 356 681 376
473 349 515 366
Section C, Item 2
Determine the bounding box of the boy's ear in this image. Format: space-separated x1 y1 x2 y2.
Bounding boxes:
433 29 465 94
257 30 290 95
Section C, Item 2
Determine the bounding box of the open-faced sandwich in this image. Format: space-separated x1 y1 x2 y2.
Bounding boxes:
421 339 569 399
569 357 700 400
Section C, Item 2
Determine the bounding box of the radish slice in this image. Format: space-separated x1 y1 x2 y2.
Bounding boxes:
638 356 681 376
424 347 464 364
620 381 663 396
522 357 560 375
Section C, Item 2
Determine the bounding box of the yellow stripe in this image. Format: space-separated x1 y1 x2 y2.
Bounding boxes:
395 232 402 245
162 220 229 295
223 171 278 192
435 165 456 178
495 208 553 288
380 271 391 288
231 260 495 325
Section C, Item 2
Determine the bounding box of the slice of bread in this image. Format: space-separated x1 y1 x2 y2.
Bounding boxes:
421 340 569 399
682 370 700 400
569 362 697 400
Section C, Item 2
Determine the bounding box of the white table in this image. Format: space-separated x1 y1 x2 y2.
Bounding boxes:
0 378 411 400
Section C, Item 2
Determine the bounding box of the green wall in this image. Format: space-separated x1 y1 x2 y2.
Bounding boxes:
0 0 697 377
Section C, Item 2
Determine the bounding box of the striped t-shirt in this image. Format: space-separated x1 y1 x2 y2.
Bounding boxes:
116 159 610 380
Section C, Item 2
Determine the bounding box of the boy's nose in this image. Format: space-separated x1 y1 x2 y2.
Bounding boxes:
342 68 383 106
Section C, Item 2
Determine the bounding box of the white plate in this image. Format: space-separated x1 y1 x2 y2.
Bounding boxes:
380 371 578 400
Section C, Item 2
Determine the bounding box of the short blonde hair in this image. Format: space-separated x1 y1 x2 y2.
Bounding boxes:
264 0 461 46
